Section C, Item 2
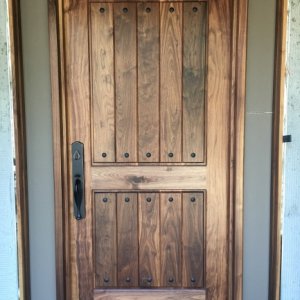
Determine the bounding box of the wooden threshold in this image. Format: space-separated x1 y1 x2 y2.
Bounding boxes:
94 289 206 300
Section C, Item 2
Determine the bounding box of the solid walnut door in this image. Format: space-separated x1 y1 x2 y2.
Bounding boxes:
59 0 244 299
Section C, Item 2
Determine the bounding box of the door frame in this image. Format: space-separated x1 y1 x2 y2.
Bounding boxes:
7 0 31 298
269 0 288 299
48 0 248 299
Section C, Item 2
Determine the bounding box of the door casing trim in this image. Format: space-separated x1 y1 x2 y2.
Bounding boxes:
48 0 248 299
269 0 288 299
8 0 31 298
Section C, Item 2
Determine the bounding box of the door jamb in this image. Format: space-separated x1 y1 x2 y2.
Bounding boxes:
269 0 288 299
48 1 248 299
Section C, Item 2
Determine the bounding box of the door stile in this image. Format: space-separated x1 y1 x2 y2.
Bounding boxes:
64 0 94 299
205 0 233 298
228 0 248 299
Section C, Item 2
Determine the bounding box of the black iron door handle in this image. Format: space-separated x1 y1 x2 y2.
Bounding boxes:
72 141 85 220
74 177 83 220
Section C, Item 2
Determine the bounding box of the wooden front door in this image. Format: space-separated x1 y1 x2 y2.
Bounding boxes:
50 0 247 299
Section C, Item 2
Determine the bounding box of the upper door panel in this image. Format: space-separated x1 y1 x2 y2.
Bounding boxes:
90 2 207 164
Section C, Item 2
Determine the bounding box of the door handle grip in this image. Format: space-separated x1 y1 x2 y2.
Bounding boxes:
72 141 85 220
74 177 83 220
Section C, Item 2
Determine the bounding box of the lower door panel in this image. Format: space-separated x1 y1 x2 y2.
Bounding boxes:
94 191 205 291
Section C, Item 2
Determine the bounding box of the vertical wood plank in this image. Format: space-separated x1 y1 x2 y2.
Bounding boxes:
182 192 204 288
138 193 160 287
183 2 207 163
160 193 182 287
137 3 160 162
91 4 115 163
160 3 182 162
95 193 117 287
117 193 138 287
114 3 137 162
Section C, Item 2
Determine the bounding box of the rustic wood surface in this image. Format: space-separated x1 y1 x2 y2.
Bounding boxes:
94 192 205 289
160 3 182 162
91 3 115 163
115 3 137 162
91 166 207 190
138 193 160 287
160 193 182 287
95 193 117 287
117 193 139 287
89 1 207 164
64 0 94 298
205 0 230 298
138 3 160 162
49 0 248 298
182 192 204 288
182 2 206 163
229 0 248 298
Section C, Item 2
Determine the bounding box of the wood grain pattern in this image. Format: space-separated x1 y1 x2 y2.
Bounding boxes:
91 166 207 190
114 3 137 162
64 0 93 298
95 193 117 287
138 193 160 287
229 0 248 298
91 3 115 163
117 193 138 287
94 289 206 300
182 192 204 288
182 2 206 163
160 3 182 162
138 2 160 162
205 0 231 298
160 193 182 287
50 0 248 298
